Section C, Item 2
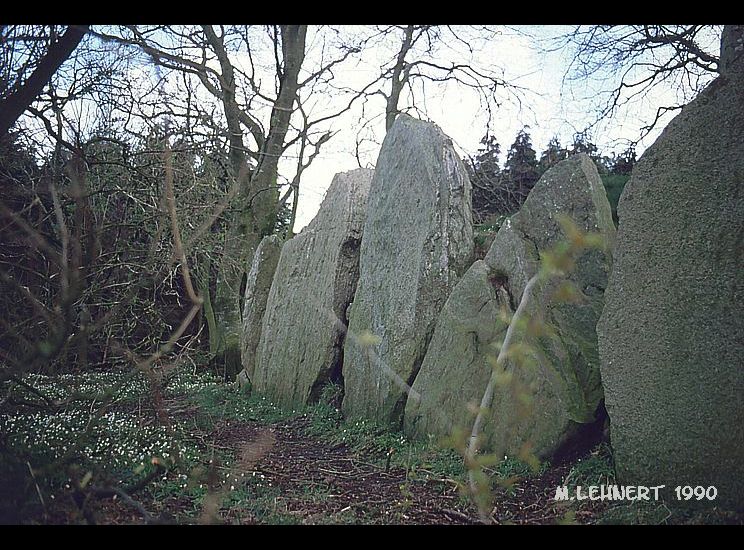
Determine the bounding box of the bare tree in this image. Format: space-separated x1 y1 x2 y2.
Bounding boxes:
365 26 523 133
0 25 89 137
18 24 531 379
551 25 723 142
90 25 370 376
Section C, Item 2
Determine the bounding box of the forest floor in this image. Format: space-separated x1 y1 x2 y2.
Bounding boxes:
1 367 742 525
67 412 609 525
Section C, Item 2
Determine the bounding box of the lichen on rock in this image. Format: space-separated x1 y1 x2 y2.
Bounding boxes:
252 168 373 409
405 154 615 460
341 115 474 426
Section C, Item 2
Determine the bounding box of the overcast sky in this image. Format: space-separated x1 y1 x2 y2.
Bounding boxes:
18 25 719 233
290 25 711 231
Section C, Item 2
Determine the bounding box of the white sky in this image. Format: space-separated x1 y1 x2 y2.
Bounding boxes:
291 25 709 231
19 25 719 233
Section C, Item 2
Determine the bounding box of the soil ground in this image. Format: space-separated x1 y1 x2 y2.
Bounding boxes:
92 414 610 525
9 380 742 526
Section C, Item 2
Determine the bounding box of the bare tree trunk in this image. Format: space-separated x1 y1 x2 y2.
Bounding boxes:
0 25 89 137
385 26 414 131
211 25 307 378
287 184 300 238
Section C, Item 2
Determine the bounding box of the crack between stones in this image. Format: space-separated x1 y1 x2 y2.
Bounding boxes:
390 322 437 430
309 235 361 405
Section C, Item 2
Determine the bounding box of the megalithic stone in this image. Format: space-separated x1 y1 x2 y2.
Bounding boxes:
405 154 616 460
239 234 282 388
252 168 373 409
342 114 474 426
598 27 744 511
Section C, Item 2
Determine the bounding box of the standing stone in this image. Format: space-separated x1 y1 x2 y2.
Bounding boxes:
597 29 744 510
406 154 616 460
252 169 373 409
720 25 744 75
342 115 474 425
239 234 282 388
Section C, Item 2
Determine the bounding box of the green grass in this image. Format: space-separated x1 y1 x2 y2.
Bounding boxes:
9 368 695 525
4 369 461 523
2 373 205 474
192 383 292 427
562 442 615 491
9 367 738 525
0 367 594 524
304 383 467 483
0 367 226 523
224 481 301 524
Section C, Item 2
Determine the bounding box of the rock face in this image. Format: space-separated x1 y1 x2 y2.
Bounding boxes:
342 115 474 425
405 154 616 460
252 168 373 409
239 234 282 387
720 25 744 75
597 33 744 510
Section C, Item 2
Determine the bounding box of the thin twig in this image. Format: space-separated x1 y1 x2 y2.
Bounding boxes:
465 272 543 523
27 462 47 514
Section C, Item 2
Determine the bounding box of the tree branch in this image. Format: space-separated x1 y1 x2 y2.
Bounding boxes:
0 25 89 137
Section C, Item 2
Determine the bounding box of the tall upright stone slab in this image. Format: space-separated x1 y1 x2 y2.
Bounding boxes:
239 234 282 387
405 154 616 460
597 27 744 510
253 168 373 409
342 115 474 425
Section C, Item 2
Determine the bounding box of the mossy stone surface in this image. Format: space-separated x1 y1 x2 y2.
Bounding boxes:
407 154 615 459
598 50 744 510
342 115 474 425
240 234 282 384
253 169 373 409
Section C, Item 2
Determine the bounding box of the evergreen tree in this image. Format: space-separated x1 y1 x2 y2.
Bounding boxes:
610 145 637 175
570 131 612 174
504 127 540 207
472 133 501 180
538 136 569 174
570 131 599 159
465 133 505 222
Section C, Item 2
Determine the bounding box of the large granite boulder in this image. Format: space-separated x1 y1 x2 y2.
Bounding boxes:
597 27 744 510
252 168 373 409
342 115 474 425
239 234 282 388
405 154 616 460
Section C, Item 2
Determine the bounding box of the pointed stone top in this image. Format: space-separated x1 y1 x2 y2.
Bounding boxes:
302 168 374 234
390 113 450 142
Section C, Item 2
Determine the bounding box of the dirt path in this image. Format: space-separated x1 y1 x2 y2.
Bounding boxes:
199 415 607 525
22 389 744 525
205 416 473 524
